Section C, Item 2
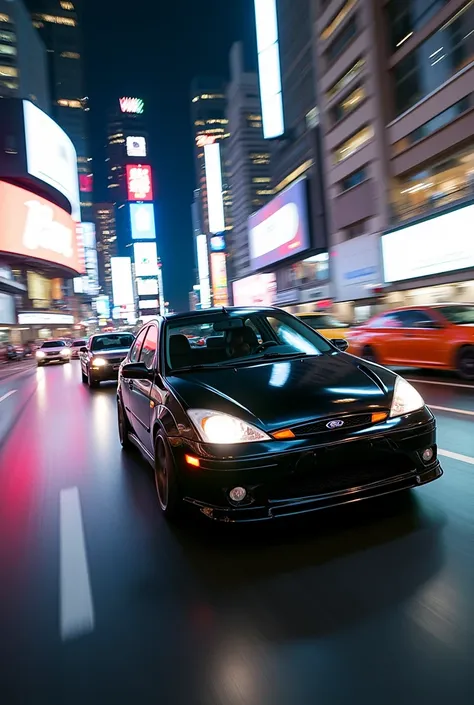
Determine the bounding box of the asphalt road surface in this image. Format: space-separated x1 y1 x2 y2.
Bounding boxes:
0 361 473 705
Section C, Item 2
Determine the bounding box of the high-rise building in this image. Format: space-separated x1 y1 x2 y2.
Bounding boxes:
226 42 273 284
0 0 49 110
24 0 93 221
105 97 163 321
313 0 474 322
94 203 117 302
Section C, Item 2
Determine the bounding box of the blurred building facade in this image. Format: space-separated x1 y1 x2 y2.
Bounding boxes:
94 203 117 302
225 42 274 284
313 0 474 322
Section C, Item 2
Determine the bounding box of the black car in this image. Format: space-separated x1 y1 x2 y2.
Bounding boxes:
80 332 135 387
117 307 443 522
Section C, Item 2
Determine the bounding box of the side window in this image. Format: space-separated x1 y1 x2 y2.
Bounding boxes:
369 313 402 328
399 310 437 328
129 328 148 363
139 326 158 370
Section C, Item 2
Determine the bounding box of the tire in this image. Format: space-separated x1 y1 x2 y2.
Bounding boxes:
154 431 182 520
81 368 88 383
37 363 43 368
88 369 99 388
117 398 133 450
362 345 378 364
456 346 474 380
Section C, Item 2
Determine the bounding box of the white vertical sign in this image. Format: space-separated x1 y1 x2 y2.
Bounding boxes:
196 234 211 309
204 142 225 234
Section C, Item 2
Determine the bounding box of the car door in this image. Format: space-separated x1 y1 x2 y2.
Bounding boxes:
121 327 148 416
81 337 93 376
128 325 158 452
394 309 448 367
364 312 404 365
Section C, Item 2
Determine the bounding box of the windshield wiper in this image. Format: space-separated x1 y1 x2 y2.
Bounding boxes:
171 363 232 373
260 352 314 360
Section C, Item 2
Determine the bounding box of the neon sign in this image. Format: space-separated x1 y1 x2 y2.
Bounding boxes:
119 97 144 114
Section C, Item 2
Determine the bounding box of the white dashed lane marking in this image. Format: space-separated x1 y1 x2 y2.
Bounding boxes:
0 390 17 404
429 405 474 417
438 449 474 466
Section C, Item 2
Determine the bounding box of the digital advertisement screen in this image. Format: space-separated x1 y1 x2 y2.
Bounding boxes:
0 181 83 275
119 97 144 114
136 278 158 296
95 295 110 319
23 100 81 220
196 234 211 308
210 234 225 252
129 203 156 240
133 242 158 277
126 164 153 201
79 174 93 193
204 143 225 234
248 177 310 270
254 0 284 139
111 257 134 306
138 299 159 310
210 252 228 306
126 136 147 157
382 203 474 282
232 273 276 306
18 313 74 325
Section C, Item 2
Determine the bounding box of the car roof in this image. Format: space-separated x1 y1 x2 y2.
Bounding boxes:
295 312 326 317
164 306 279 321
376 303 465 314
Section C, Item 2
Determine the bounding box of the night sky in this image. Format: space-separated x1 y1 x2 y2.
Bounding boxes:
82 0 257 311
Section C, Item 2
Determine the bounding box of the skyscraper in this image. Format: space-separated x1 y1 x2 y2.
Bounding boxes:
94 203 117 302
24 0 93 221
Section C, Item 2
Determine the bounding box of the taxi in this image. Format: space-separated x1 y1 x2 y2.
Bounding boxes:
295 312 351 341
347 304 474 379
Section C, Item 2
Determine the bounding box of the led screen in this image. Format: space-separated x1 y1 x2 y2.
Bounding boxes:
232 273 276 306
382 203 474 282
196 234 211 309
95 295 110 318
248 178 310 270
126 164 153 201
119 97 144 114
129 203 156 240
136 278 158 296
254 0 284 139
204 143 225 234
133 242 158 277
111 257 134 306
126 136 147 157
210 252 228 306
138 299 159 310
210 234 225 252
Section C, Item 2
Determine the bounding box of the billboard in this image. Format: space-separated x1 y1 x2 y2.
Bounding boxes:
204 143 225 234
210 252 228 306
382 203 474 283
138 299 159 310
133 241 158 276
136 278 158 296
254 0 284 139
95 295 110 319
331 234 382 302
0 181 83 275
196 234 211 309
111 257 134 306
126 136 147 157
119 97 144 114
79 174 93 193
126 164 153 201
23 100 81 220
232 273 276 306
248 178 310 270
210 234 225 252
129 203 156 240
18 312 74 325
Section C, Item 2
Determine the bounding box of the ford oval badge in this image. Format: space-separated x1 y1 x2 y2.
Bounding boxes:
326 419 344 429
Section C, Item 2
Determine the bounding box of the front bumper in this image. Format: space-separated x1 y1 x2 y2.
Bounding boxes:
171 410 443 522
89 364 122 381
37 354 70 363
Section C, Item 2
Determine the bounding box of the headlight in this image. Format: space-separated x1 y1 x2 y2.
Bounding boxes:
92 357 107 368
390 377 424 418
36 350 45 358
187 409 270 444
61 348 71 356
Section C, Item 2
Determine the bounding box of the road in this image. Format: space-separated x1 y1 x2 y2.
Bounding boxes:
0 361 473 705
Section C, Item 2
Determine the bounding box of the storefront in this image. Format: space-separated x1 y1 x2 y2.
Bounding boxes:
381 201 474 307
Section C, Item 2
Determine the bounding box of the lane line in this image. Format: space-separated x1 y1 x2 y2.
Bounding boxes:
407 378 474 390
59 487 94 641
0 389 17 403
429 404 474 417
439 449 474 466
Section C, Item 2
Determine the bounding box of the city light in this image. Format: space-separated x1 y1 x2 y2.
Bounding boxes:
204 143 225 234
129 203 156 239
111 257 134 306
232 273 276 306
126 136 147 157
136 278 158 296
254 0 284 139
196 234 211 309
119 97 144 114
126 164 153 201
210 252 228 306
133 241 158 277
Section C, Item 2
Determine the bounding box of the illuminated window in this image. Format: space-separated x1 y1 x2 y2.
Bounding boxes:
0 14 10 22
34 14 76 26
33 21 44 28
200 93 225 100
60 1 75 9
57 99 82 108
0 30 15 42
321 0 357 41
331 85 366 123
333 126 374 164
326 60 365 101
0 65 17 77
194 120 205 125
0 80 17 90
60 51 80 59
252 177 271 183
192 95 199 102
256 189 275 195
249 152 271 165
0 44 16 56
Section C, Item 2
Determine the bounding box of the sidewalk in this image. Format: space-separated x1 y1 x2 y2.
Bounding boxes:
0 359 36 383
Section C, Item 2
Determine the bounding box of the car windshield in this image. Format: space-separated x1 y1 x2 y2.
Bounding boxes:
91 334 135 351
437 305 474 325
300 315 349 329
166 309 333 372
72 340 86 347
41 341 65 348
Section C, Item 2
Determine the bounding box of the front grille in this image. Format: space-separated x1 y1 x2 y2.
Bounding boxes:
292 413 373 437
107 357 123 366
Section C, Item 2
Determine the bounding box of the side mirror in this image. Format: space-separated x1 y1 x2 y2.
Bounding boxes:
330 338 349 352
80 347 87 353
121 362 153 380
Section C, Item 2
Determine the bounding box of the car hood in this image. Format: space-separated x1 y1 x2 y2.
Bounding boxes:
167 353 395 431
40 347 66 353
90 348 130 359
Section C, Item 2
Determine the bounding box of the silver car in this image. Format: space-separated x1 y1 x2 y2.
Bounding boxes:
36 340 72 366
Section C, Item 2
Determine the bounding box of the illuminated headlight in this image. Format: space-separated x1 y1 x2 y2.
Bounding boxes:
61 348 71 356
390 377 424 418
36 350 45 359
92 357 107 368
187 409 270 444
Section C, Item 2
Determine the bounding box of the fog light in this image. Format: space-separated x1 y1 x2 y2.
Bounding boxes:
229 487 247 503
422 447 434 463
